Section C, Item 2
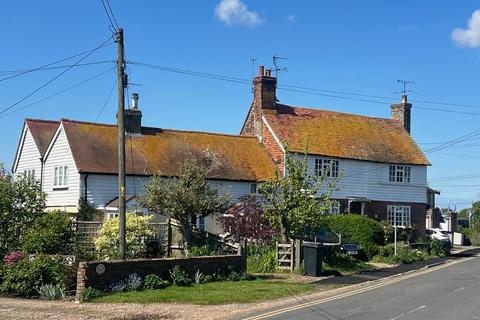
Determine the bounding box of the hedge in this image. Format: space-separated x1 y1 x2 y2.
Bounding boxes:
326 214 385 258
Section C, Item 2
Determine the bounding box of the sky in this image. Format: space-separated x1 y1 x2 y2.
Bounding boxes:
1 1 480 210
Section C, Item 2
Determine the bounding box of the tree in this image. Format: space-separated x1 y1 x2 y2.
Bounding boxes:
258 153 337 243
0 164 46 253
219 194 278 244
139 158 231 255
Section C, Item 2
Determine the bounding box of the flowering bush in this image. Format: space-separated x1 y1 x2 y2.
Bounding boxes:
94 212 155 259
3 251 24 265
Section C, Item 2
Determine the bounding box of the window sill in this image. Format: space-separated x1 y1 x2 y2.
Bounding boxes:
53 186 69 191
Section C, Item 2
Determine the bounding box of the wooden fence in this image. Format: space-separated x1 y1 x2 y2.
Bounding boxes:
74 219 237 258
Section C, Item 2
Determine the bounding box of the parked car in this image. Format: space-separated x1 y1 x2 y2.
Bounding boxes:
311 229 361 256
426 229 450 242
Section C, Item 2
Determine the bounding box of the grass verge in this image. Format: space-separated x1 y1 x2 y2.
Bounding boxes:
91 279 316 305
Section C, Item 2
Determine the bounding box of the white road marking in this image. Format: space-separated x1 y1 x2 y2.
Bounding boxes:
242 258 472 320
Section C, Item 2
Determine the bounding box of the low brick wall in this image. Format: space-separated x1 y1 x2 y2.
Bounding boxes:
76 253 246 298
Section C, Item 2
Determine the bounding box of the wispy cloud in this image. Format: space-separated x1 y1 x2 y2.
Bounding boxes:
287 14 296 23
452 9 480 47
397 25 418 32
214 0 262 27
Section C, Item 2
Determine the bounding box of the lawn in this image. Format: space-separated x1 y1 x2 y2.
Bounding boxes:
91 279 316 304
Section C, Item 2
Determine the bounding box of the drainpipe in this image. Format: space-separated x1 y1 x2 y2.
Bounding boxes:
39 156 44 191
83 174 89 201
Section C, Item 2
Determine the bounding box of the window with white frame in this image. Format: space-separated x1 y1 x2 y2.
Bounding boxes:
54 166 68 188
108 212 119 219
23 169 35 179
387 205 411 227
389 165 411 183
327 201 340 214
197 216 206 231
314 158 339 178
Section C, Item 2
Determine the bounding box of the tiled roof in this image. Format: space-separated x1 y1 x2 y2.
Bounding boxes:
61 119 276 181
263 104 430 165
25 119 59 156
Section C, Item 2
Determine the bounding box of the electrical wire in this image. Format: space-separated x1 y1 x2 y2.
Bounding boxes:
0 67 115 119
0 43 113 83
101 0 119 31
0 61 113 75
127 60 480 117
0 36 113 117
94 78 117 123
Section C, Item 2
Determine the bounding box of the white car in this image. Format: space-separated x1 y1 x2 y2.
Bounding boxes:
427 229 450 242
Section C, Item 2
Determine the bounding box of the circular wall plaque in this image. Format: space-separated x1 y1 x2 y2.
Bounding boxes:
96 264 106 275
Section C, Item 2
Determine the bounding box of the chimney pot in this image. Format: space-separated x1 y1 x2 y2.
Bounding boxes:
258 65 265 76
266 69 271 77
131 93 139 110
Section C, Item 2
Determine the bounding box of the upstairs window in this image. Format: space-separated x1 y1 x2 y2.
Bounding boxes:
389 165 411 183
314 158 339 178
54 166 68 188
387 205 411 227
23 169 35 179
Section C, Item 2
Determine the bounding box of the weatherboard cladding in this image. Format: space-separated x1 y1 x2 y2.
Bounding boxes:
25 119 59 156
262 104 430 166
61 119 277 181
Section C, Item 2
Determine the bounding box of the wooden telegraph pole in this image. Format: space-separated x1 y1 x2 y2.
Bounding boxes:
116 28 126 259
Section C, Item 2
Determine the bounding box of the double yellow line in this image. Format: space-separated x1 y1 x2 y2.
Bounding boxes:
242 258 472 320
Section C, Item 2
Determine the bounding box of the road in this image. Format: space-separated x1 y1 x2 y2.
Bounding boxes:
242 252 480 320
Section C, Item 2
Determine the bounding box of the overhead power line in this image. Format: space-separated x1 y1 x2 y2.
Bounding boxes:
0 67 115 119
127 60 480 116
0 43 113 83
0 36 113 117
101 0 119 31
0 61 114 76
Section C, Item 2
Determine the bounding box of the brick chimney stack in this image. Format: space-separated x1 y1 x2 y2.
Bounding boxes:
125 93 142 135
390 95 412 134
252 66 277 141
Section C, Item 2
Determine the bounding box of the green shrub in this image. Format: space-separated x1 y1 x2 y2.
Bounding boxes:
430 240 450 257
247 244 276 273
21 211 74 255
144 274 169 289
38 283 65 300
169 265 192 286
0 255 70 297
189 245 212 257
327 214 385 258
79 287 104 302
94 212 155 259
373 242 429 264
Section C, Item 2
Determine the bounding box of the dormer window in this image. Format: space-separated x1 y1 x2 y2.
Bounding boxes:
389 165 411 183
314 158 339 178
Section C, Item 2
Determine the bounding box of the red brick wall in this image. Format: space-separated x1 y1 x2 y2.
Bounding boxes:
76 254 246 299
241 106 255 136
262 123 285 174
333 199 427 236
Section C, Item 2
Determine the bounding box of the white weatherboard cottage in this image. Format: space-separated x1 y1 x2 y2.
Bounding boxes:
241 66 431 234
12 95 276 234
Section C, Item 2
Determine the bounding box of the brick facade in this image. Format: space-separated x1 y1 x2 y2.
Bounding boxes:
334 199 427 235
262 121 284 174
76 254 246 299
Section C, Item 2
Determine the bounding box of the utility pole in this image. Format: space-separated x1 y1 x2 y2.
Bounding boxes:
116 28 126 259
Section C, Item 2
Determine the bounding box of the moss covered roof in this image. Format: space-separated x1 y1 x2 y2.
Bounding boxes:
61 119 276 181
263 104 429 165
25 119 59 156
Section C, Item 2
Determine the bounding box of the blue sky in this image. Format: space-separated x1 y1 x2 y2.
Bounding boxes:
1 1 480 209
